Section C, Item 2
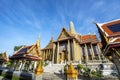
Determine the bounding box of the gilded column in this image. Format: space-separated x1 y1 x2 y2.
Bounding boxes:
45 50 46 60
45 50 47 60
79 44 82 63
42 51 44 61
47 49 49 60
52 43 55 63
85 44 89 62
46 50 48 60
57 42 59 63
67 40 70 61
49 49 51 61
44 50 45 60
91 44 95 60
97 44 101 60
49 49 51 60
48 49 50 60
72 39 75 61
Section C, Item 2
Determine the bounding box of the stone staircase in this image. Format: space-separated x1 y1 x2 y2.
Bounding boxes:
43 63 65 74
42 72 65 80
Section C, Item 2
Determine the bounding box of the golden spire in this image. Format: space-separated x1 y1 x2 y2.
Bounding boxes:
36 37 41 56
37 36 40 47
35 61 43 75
66 62 78 79
69 21 76 34
50 33 54 42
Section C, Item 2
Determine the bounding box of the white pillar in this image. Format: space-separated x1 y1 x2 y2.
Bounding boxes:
18 62 22 71
14 61 19 71
28 61 32 71
20 60 26 71
34 61 37 70
2 62 5 67
11 60 16 70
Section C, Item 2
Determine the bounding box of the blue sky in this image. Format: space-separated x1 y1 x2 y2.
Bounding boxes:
0 0 120 56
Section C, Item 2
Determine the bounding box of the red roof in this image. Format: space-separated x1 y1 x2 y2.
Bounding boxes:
80 34 98 44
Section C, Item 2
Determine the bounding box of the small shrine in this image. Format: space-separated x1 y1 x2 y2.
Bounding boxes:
9 38 42 72
0 52 8 67
66 62 78 80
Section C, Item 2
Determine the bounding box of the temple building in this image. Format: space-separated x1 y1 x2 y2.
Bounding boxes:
42 21 103 64
0 52 8 67
42 37 54 61
10 38 42 72
96 19 120 77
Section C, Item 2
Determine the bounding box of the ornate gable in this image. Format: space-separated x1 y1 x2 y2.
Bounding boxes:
10 38 42 60
27 38 41 57
58 28 71 40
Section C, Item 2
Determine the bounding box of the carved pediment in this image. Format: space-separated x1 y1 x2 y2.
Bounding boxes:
27 39 41 57
58 28 71 40
27 45 39 57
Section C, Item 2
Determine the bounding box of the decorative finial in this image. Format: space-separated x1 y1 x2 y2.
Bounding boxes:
36 35 41 49
52 32 54 40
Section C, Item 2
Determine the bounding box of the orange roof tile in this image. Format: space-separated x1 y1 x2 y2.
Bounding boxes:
99 19 120 37
80 34 99 44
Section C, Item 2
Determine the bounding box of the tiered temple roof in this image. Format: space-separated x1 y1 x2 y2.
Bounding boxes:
57 29 99 44
44 21 99 48
10 38 42 61
42 21 101 63
43 37 54 50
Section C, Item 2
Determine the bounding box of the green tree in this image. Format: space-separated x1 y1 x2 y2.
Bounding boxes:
83 67 91 77
77 64 83 75
77 64 83 70
14 45 25 51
